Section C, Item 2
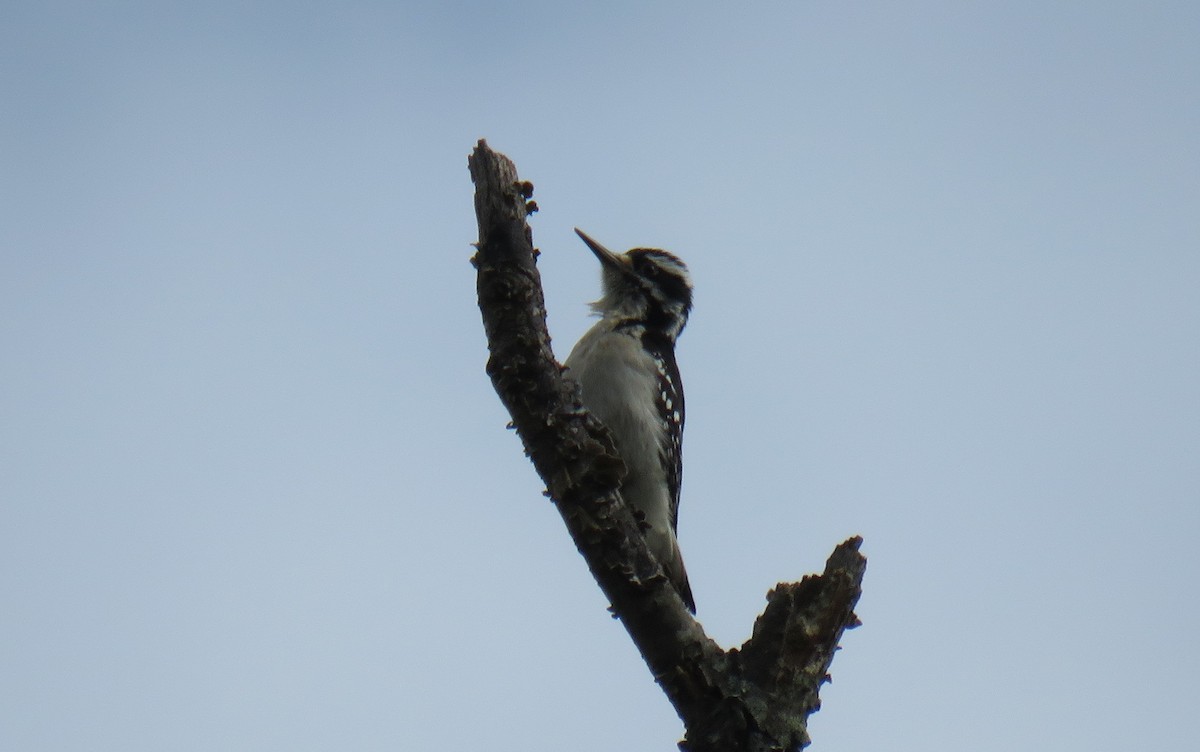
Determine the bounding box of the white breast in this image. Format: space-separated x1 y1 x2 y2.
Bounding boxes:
564 322 673 532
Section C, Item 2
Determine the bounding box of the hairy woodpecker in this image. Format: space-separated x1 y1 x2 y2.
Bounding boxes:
564 228 695 612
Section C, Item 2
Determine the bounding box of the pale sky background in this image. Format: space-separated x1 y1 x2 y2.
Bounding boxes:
3 2 1197 750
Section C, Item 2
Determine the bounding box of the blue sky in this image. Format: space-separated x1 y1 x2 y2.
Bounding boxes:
3 2 1198 750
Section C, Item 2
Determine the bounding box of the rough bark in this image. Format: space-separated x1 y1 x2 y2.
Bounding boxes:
468 139 865 751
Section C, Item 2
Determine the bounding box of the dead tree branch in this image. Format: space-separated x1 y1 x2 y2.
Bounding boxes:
468 139 865 751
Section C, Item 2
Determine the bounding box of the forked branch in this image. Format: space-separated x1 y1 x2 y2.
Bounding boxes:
468 139 865 751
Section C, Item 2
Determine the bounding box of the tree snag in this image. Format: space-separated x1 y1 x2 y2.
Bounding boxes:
468 139 865 751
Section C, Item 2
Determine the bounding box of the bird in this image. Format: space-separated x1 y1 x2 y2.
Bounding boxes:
564 228 696 612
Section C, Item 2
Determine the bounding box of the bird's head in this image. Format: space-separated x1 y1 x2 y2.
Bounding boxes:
576 228 693 341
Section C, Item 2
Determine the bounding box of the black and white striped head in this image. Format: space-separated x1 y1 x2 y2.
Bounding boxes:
576 228 693 342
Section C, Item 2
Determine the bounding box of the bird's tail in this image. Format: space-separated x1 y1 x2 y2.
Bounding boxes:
663 537 696 613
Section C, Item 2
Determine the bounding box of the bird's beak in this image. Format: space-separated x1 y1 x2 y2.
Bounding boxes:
575 228 626 270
